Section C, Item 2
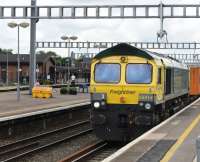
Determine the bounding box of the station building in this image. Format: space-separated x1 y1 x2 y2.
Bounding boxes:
55 56 91 84
0 54 55 84
0 53 91 85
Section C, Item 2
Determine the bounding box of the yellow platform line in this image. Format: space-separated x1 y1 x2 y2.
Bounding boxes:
160 113 200 162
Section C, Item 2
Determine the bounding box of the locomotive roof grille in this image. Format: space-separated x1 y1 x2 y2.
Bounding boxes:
94 43 154 60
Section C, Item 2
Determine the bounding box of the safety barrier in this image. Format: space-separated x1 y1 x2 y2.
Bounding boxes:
32 86 53 98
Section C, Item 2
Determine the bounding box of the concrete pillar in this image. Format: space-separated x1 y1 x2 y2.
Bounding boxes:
29 0 37 94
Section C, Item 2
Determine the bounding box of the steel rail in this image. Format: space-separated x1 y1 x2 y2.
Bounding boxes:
59 141 107 162
72 142 108 162
2 128 93 162
58 140 107 162
0 142 39 156
0 120 89 151
0 120 90 162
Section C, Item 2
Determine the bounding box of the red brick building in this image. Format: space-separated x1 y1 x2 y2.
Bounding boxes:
0 54 55 84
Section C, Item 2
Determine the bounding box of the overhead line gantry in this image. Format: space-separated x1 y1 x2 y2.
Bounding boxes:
1 2 200 92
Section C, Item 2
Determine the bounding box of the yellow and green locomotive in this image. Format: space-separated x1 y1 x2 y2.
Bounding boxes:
90 43 189 141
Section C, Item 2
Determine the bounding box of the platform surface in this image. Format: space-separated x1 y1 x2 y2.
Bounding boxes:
0 85 29 91
0 89 89 118
103 98 200 162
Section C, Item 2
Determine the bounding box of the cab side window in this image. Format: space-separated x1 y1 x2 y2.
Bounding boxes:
157 68 162 84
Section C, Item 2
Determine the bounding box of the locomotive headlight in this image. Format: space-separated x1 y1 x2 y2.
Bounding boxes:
101 101 106 106
91 93 107 109
139 102 144 106
145 103 151 110
139 94 154 101
94 102 100 108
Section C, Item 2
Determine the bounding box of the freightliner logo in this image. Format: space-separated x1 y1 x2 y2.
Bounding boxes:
110 90 135 95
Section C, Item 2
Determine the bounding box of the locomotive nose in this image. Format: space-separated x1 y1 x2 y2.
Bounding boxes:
92 114 106 125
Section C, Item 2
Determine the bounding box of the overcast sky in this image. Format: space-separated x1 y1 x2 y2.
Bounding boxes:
0 0 200 57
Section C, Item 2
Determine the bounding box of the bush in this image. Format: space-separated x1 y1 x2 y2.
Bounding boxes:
69 87 77 95
60 87 68 94
60 87 77 95
41 80 52 85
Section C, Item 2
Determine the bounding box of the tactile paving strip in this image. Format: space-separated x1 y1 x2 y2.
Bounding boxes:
137 140 176 162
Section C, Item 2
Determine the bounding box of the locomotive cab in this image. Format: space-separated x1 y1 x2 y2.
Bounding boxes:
90 57 163 141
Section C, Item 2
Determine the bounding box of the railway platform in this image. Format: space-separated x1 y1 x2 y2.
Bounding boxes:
103 98 200 162
0 90 90 120
0 85 29 92
0 83 89 92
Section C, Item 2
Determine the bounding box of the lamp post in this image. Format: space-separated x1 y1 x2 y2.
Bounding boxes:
6 52 8 86
8 22 29 101
54 57 57 85
51 55 60 85
36 64 39 81
60 35 78 86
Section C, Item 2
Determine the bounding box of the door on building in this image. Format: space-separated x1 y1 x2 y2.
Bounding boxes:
1 65 6 83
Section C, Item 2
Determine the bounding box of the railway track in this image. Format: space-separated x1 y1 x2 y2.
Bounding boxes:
57 99 196 162
59 141 124 162
0 120 92 162
0 100 195 162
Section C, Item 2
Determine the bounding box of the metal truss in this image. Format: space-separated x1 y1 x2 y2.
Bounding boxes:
168 54 200 65
1 4 200 19
74 52 200 65
75 53 96 59
36 41 200 49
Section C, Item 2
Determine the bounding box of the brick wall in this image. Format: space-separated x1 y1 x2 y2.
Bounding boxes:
8 65 17 82
0 65 1 82
0 58 54 83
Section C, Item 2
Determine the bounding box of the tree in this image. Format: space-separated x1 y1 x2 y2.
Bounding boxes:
36 50 46 55
46 51 57 57
36 50 58 57
0 48 13 55
54 56 63 66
